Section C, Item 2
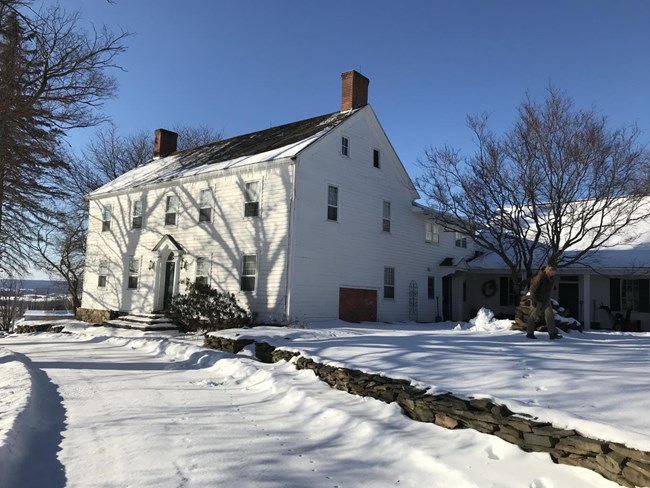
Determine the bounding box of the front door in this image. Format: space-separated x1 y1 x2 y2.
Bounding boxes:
163 260 175 310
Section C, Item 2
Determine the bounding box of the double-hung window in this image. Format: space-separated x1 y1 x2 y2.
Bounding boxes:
131 200 143 230
165 195 179 226
244 181 260 217
455 232 467 248
425 222 439 243
327 185 338 222
195 257 209 286
199 189 212 223
128 257 140 289
102 204 112 232
341 136 349 157
382 201 391 233
241 254 257 292
427 276 435 300
384 267 395 299
98 259 108 288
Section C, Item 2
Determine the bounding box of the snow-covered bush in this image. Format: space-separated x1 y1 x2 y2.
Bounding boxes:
171 280 250 332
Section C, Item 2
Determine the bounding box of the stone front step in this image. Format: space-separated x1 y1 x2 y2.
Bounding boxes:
102 314 179 331
119 314 174 324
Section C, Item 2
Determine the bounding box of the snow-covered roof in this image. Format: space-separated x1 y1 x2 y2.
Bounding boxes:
89 110 358 198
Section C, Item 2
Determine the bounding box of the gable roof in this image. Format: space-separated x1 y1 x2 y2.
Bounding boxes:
89 110 358 198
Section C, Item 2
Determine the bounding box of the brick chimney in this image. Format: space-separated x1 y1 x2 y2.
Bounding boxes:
341 70 369 112
153 128 178 159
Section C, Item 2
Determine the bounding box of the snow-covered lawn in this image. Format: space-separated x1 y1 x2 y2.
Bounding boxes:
0 316 642 487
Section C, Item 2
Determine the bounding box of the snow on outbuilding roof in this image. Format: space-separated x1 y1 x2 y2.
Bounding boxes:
89 110 358 198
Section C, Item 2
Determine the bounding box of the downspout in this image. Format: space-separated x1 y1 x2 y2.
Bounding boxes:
283 156 298 322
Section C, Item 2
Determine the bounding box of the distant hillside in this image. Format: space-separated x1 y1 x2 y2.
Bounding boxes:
2 280 68 296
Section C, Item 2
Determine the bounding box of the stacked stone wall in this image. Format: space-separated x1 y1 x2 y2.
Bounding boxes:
75 308 119 324
205 335 650 487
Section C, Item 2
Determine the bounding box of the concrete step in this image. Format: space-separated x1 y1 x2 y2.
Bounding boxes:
119 314 174 324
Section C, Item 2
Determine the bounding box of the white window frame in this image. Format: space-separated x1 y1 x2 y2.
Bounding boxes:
341 136 350 157
98 259 108 288
382 201 391 233
131 199 143 230
101 203 112 232
165 195 179 226
240 254 257 292
384 267 395 300
195 256 210 286
327 185 339 222
198 189 212 223
425 222 439 244
244 181 260 217
127 256 140 290
454 232 467 248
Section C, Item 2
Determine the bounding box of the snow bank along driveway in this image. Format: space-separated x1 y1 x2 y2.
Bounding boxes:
0 327 618 488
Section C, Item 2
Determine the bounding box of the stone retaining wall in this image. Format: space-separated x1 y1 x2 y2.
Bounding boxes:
205 334 650 487
75 308 119 324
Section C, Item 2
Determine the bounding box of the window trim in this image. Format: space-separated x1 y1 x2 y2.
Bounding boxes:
240 254 257 292
384 266 395 300
341 136 350 157
127 256 140 290
165 194 179 227
195 256 210 286
327 185 339 222
244 181 260 218
425 221 439 244
131 199 143 230
198 188 213 223
98 258 108 288
382 200 391 233
101 203 112 232
454 231 467 248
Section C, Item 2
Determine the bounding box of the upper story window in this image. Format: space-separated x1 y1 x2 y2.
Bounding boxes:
101 204 112 232
382 201 391 232
373 149 380 168
244 181 260 217
327 185 338 222
240 254 257 292
165 195 179 226
341 136 349 157
127 256 140 289
425 222 439 244
98 259 108 288
455 232 467 248
199 189 212 223
384 267 395 299
196 256 209 286
131 200 143 230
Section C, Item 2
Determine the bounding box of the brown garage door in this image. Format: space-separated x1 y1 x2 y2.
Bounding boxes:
339 288 377 323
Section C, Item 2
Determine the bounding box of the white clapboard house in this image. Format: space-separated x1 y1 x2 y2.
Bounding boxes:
80 71 475 324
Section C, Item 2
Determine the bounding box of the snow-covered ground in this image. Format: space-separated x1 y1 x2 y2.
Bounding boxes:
0 315 639 487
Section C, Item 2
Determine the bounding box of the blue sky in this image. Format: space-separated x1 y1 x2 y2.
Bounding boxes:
59 0 650 179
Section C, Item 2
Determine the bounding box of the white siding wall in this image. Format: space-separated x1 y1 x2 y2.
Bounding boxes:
288 107 474 322
82 161 294 322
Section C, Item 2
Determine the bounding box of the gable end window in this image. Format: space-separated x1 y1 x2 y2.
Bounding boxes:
341 136 349 157
454 232 467 248
384 267 395 299
196 256 209 286
98 259 108 288
240 254 257 292
382 201 391 233
425 222 439 244
131 200 143 230
327 185 338 222
199 189 212 223
165 195 179 226
373 149 380 168
244 181 260 217
128 257 140 289
102 204 112 232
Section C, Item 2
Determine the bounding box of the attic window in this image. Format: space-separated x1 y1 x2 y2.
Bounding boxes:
131 200 143 230
341 136 349 157
373 149 380 168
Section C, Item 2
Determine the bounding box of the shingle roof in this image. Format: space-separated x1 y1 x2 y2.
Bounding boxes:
89 109 358 197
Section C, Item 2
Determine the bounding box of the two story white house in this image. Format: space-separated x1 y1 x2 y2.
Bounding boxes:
80 71 475 324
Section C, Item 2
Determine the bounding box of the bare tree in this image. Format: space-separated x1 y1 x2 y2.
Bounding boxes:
0 0 128 275
0 276 24 332
417 87 650 293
